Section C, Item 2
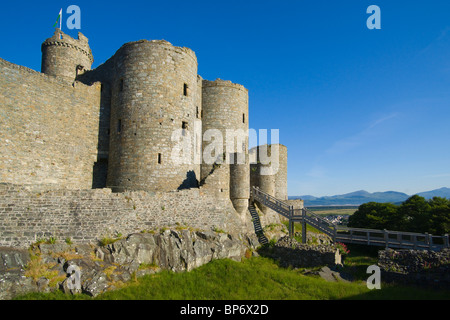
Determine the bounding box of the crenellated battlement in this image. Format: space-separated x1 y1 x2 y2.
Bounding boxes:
41 29 94 81
41 29 93 62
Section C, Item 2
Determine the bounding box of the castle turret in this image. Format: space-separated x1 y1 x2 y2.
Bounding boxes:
41 29 93 82
250 144 288 212
274 144 288 201
201 79 249 213
106 40 201 192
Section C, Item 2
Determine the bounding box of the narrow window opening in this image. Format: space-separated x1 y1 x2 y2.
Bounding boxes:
196 107 199 119
117 119 122 133
243 113 245 123
158 153 162 164
201 110 203 119
75 65 84 78
183 83 188 96
182 121 188 136
119 79 124 92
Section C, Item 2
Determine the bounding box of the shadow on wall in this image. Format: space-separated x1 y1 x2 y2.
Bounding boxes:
77 60 115 190
178 170 199 190
92 159 108 189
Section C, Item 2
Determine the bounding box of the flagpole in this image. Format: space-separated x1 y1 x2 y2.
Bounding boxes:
59 8 62 30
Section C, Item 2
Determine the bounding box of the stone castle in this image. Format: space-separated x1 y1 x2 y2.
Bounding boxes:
0 30 293 247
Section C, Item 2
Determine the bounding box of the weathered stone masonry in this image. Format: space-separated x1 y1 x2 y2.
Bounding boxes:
0 183 251 248
0 29 289 248
0 58 101 190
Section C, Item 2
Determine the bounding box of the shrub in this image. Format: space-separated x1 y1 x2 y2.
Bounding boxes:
335 242 350 256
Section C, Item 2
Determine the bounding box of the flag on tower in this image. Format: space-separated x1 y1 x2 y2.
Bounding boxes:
53 9 62 29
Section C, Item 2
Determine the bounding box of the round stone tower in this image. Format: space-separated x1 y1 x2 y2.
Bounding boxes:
41 29 93 82
201 79 249 213
106 39 200 192
274 144 288 201
250 145 274 214
250 144 288 212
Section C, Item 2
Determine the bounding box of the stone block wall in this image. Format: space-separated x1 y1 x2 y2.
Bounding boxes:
378 248 450 288
260 236 341 268
0 58 101 190
0 183 253 248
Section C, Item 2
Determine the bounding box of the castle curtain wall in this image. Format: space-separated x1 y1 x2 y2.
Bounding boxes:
0 58 101 189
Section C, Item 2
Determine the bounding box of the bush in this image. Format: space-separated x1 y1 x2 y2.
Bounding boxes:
335 242 350 256
348 196 450 235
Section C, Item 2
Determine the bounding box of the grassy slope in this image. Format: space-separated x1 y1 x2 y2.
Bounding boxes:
15 254 450 300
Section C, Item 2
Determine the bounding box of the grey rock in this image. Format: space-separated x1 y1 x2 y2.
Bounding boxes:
0 247 30 272
74 244 96 257
39 243 71 256
1 229 254 299
81 271 109 297
37 277 50 291
318 266 351 283
0 273 38 300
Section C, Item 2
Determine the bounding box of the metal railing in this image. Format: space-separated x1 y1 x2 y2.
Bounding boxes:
251 186 449 251
334 227 449 250
251 186 292 219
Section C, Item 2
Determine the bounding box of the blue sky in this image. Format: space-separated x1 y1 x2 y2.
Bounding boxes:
1 1 449 196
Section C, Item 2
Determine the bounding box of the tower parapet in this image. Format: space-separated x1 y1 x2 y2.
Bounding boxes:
41 29 93 82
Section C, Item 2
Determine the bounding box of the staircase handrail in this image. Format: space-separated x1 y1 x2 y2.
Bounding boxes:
251 186 292 218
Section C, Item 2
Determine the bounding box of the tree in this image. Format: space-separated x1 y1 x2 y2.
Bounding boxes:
348 196 450 235
397 195 431 233
348 202 398 230
428 197 450 235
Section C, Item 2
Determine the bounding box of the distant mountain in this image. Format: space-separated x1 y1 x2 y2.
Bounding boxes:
416 187 450 199
289 187 450 206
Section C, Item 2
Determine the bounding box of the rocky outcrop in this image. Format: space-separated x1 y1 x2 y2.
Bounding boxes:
0 230 259 299
107 230 252 273
0 247 36 300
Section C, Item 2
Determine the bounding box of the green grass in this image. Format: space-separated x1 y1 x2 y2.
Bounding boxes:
305 207 357 218
15 255 450 300
282 220 321 234
95 257 367 300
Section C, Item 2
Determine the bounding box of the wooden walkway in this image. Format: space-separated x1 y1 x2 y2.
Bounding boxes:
251 186 450 251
